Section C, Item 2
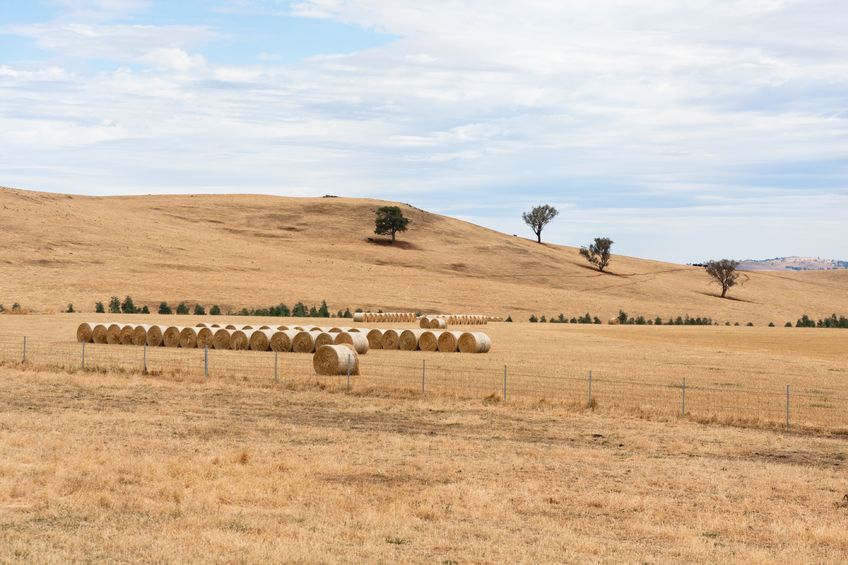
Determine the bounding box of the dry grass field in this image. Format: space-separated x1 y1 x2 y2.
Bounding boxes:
3 186 848 325
1 368 847 563
2 314 848 432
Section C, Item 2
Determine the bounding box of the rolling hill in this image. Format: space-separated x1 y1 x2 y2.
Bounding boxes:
2 186 848 324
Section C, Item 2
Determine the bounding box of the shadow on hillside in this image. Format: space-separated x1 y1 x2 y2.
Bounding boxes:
365 238 421 250
574 263 629 277
696 291 757 304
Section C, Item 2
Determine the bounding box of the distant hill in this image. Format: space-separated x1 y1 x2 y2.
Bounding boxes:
2 186 848 324
738 257 848 272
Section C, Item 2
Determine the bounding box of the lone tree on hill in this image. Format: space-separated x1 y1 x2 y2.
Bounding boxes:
580 237 614 272
705 259 747 298
374 206 410 243
522 204 558 243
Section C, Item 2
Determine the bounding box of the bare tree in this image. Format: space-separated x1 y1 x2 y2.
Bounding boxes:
579 237 614 272
522 205 559 243
705 259 747 298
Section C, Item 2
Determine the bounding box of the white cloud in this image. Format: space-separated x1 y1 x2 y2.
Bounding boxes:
1 0 846 260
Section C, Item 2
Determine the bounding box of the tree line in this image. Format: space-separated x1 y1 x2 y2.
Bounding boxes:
93 296 355 318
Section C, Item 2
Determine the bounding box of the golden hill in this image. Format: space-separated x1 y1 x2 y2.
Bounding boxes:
2 186 847 324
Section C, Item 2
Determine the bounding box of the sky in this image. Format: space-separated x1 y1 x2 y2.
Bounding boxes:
1 0 846 263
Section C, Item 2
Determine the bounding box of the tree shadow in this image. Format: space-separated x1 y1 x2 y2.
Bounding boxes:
696 291 757 304
574 263 629 277
365 237 421 250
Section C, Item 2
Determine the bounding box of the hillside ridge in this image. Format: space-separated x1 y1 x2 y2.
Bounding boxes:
2 186 847 324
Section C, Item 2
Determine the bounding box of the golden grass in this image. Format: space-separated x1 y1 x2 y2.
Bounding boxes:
2 187 848 324
3 314 848 431
0 367 847 563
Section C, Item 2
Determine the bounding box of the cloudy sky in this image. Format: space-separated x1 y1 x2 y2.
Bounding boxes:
1 0 846 262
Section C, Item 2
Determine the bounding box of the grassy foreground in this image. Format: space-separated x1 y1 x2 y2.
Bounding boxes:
1 368 847 563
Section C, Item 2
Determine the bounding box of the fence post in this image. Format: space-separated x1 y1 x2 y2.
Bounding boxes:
347 363 351 390
274 351 279 383
588 370 593 406
421 359 426 394
681 378 686 416
22 336 27 364
204 346 209 379
81 341 86 370
143 343 148 375
786 385 790 428
503 365 508 402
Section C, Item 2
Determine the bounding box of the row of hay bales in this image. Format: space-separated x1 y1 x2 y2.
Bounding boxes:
366 329 491 353
76 322 369 354
352 312 416 323
418 314 503 327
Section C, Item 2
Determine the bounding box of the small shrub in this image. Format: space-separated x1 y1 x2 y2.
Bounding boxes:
158 302 172 315
210 305 221 316
108 296 121 314
66 303 75 313
768 322 775 327
194 304 206 316
746 322 754 327
785 321 793 327
529 314 538 323
505 315 513 322
95 301 105 313
539 315 547 323
141 305 150 314
176 302 189 315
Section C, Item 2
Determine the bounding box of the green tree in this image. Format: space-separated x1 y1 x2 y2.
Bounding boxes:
121 295 137 314
579 237 614 272
522 204 559 243
95 301 105 313
374 206 410 243
108 296 121 314
158 302 172 315
318 300 330 318
141 305 150 314
705 259 747 299
176 302 189 315
210 305 221 316
292 302 308 317
193 304 206 315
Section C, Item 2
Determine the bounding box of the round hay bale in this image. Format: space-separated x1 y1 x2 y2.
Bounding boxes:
241 325 254 331
106 324 122 345
608 318 621 325
119 325 135 345
348 327 368 333
145 325 164 347
366 329 384 350
270 330 298 352
333 331 369 354
196 323 208 328
179 327 198 349
458 332 492 354
129 325 147 346
277 325 289 331
418 330 443 352
225 324 237 330
399 329 426 351
430 317 447 329
230 330 250 351
258 325 270 330
419 316 431 329
437 331 463 353
292 330 321 353
249 329 273 352
162 326 182 348
291 326 305 331
328 327 351 333
353 312 365 322
315 332 335 349
76 322 94 343
381 329 401 350
197 327 213 349
211 329 232 350
313 344 359 376
210 324 221 328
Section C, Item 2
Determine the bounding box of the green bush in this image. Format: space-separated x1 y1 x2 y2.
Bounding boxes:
194 304 206 316
529 314 538 323
210 305 221 315
95 302 105 313
158 302 172 315
505 315 512 322
141 305 150 314
108 296 121 314
121 295 137 314
176 303 189 315
66 303 75 313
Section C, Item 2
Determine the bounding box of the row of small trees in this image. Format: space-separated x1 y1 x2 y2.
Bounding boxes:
92 296 352 318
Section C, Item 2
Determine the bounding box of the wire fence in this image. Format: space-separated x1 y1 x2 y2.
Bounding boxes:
2 335 846 432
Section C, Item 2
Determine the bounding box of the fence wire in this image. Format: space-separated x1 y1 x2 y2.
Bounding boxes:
1 335 846 431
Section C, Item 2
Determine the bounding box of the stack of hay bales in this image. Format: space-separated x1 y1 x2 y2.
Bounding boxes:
361 312 416 323
418 314 489 326
419 316 448 329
